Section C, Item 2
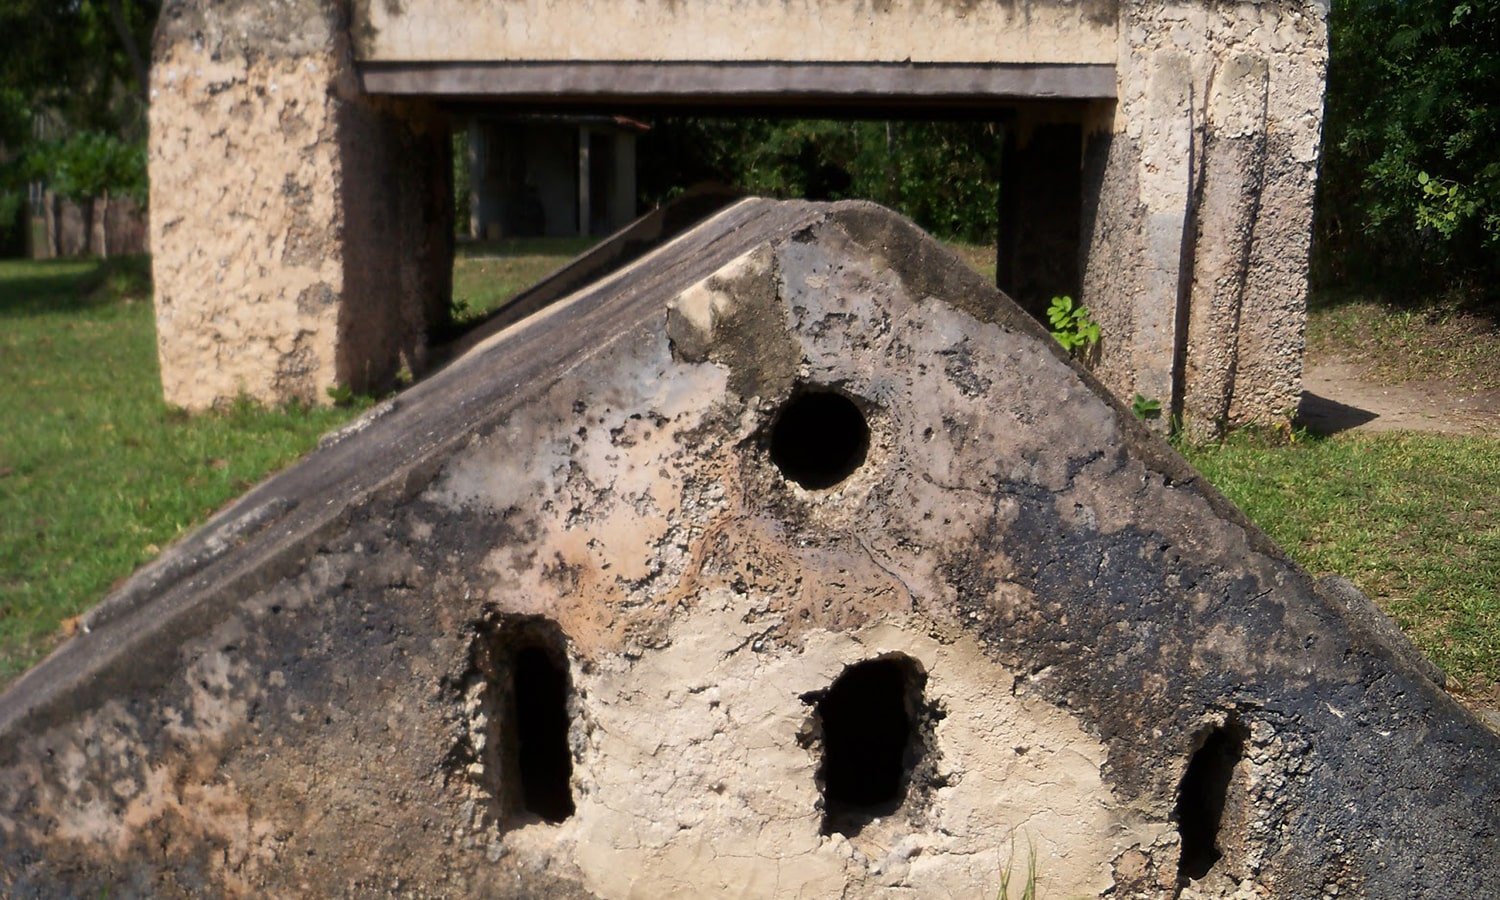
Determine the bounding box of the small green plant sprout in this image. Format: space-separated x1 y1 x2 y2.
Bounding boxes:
995 831 1039 900
325 382 356 407
393 351 416 389
1046 295 1101 358
1131 394 1162 420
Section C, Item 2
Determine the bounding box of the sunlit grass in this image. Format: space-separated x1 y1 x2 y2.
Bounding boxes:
451 236 598 326
0 257 363 684
1183 429 1500 698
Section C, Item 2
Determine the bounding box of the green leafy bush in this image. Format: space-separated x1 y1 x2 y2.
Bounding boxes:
1316 0 1500 293
637 119 1002 243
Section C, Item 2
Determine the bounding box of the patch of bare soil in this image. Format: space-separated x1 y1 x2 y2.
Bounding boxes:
1299 359 1500 436
1299 298 1500 436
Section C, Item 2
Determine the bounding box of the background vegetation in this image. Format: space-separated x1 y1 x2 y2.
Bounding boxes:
1315 0 1500 297
636 118 1003 243
0 0 154 253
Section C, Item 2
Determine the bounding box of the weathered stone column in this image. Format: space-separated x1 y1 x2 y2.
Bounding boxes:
149 0 451 410
1082 0 1327 435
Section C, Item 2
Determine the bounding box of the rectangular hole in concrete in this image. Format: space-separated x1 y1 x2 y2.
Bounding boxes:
1175 714 1247 882
803 654 930 837
472 616 577 828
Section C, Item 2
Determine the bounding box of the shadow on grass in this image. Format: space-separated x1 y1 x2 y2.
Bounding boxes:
1309 281 1500 328
0 255 152 318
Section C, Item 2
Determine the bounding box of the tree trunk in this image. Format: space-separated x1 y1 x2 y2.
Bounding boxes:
44 191 59 259
107 0 150 103
95 192 110 260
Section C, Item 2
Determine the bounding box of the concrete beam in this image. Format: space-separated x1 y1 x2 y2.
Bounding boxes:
358 61 1117 106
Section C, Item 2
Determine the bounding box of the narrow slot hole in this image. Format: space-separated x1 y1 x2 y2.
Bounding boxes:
1176 716 1247 881
807 655 926 836
513 644 575 823
769 388 870 489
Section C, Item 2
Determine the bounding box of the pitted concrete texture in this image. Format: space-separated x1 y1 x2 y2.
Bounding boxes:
7 201 1492 897
1082 0 1327 437
149 0 451 410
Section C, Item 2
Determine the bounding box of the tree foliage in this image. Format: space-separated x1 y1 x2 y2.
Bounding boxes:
1317 0 1500 292
0 0 155 141
637 118 1002 244
0 0 156 252
30 131 147 202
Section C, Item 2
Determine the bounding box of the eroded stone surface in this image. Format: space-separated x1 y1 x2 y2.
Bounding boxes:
1082 0 1327 436
4 201 1496 897
150 0 451 409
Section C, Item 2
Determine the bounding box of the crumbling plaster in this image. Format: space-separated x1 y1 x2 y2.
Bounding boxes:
6 202 1496 897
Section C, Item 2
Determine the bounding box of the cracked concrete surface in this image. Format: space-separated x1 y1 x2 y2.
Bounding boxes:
2 200 1498 897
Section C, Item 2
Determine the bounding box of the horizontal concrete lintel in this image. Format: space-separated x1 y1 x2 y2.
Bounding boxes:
358 61 1117 103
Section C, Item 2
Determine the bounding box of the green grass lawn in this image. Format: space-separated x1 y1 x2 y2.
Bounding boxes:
1 246 1496 704
452 236 598 324
0 257 363 684
1182 430 1500 700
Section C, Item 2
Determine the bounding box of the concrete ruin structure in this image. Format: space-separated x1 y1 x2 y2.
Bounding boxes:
4 201 1497 897
149 0 1327 436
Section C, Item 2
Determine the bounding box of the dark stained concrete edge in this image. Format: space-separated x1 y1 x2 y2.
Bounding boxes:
0 198 1370 752
0 198 828 745
358 60 1118 104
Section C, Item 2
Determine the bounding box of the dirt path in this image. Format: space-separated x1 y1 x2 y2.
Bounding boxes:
1298 358 1500 436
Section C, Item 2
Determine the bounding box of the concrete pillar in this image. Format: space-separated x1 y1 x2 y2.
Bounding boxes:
612 132 637 232
149 0 453 410
577 127 592 238
466 118 484 239
1081 0 1327 434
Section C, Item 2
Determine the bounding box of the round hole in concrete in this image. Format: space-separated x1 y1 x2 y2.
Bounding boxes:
769 388 870 489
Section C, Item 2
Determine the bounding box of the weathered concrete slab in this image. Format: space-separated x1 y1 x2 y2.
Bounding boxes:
4 201 1496 897
351 0 1119 65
